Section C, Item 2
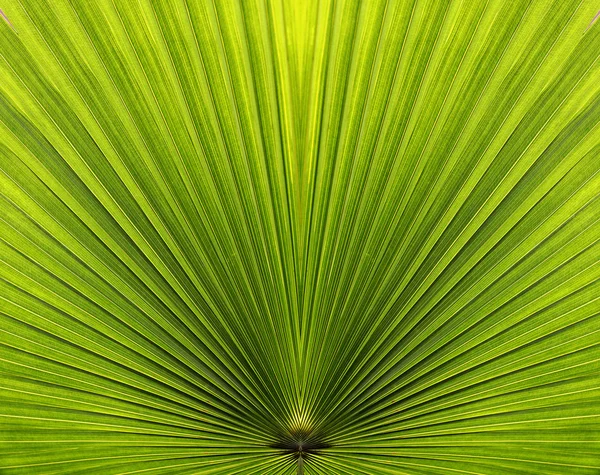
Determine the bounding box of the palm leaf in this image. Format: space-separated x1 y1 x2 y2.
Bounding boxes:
1 0 600 473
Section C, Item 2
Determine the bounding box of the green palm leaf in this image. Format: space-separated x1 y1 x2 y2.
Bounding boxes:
1 0 600 473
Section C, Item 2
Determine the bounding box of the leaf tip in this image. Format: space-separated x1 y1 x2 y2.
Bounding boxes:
0 9 16 32
586 10 600 32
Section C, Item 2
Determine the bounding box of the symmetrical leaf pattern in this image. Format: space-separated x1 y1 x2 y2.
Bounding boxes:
1 0 600 473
